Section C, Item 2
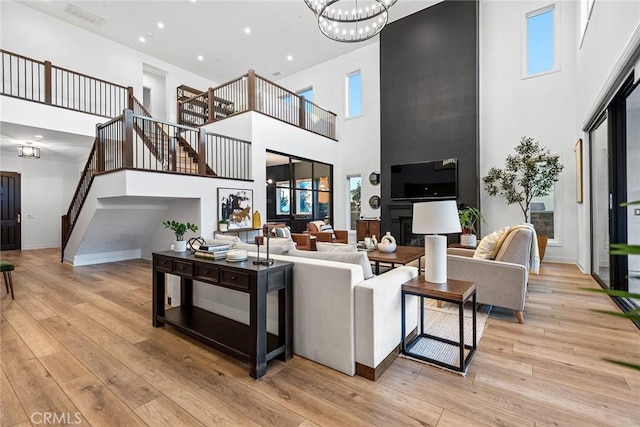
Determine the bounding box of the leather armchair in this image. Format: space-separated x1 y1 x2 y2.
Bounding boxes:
306 221 348 244
255 223 314 251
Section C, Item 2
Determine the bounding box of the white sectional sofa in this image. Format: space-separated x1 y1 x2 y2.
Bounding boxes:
189 247 418 379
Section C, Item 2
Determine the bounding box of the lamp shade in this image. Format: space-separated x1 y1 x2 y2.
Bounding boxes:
412 200 461 235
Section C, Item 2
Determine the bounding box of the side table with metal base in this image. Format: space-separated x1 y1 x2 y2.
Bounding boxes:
401 276 477 373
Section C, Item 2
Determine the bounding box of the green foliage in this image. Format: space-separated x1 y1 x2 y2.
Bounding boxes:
219 219 229 225
351 180 361 212
483 137 564 222
458 206 484 235
162 220 198 241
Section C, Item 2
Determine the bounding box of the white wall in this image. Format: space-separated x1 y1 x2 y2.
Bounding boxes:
277 43 381 230
1 1 217 123
575 0 640 273
479 0 579 264
0 150 79 249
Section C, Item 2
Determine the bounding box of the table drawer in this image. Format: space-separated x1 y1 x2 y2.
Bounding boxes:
194 264 219 282
173 260 194 277
155 256 172 272
220 269 250 290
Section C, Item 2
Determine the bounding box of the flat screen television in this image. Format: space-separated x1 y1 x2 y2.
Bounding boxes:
390 159 457 200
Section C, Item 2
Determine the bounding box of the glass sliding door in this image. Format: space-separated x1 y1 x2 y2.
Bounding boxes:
591 75 640 315
625 84 640 299
591 116 610 287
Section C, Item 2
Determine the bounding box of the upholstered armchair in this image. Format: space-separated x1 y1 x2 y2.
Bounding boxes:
256 223 314 251
306 221 348 244
446 227 534 324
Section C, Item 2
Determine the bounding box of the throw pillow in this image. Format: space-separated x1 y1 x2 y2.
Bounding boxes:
320 224 337 240
316 242 357 252
473 227 509 260
274 226 292 239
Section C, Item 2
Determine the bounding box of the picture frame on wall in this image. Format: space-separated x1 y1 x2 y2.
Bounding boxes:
575 139 583 203
218 188 253 229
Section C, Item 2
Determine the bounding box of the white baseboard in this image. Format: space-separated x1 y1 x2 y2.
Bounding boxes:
72 249 141 266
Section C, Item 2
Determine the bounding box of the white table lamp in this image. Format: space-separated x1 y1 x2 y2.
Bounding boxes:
412 200 462 283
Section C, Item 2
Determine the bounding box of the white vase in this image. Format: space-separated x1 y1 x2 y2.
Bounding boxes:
378 232 397 253
460 234 477 247
174 240 187 252
219 223 228 232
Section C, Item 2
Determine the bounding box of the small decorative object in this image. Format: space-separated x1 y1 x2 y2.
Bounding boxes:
163 220 199 252
252 210 261 229
187 237 206 254
226 249 248 262
377 232 397 253
369 171 380 185
371 234 378 248
253 232 274 266
369 195 381 209
219 219 229 232
458 206 484 247
364 237 372 249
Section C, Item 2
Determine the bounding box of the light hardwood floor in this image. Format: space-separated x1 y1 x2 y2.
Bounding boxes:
1 248 639 426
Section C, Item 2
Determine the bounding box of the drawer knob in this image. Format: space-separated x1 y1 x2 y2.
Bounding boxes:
231 275 237 280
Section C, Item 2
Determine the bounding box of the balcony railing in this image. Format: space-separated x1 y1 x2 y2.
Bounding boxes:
1 49 131 118
178 70 337 140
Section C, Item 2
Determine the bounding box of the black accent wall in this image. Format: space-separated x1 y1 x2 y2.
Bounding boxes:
380 0 479 245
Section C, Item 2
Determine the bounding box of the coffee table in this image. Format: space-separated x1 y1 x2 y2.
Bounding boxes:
365 245 424 275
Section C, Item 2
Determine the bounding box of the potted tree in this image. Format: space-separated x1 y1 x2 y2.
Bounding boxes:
219 218 230 232
458 206 484 247
163 220 199 252
482 136 564 260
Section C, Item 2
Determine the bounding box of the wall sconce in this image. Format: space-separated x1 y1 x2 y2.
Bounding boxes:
18 145 40 159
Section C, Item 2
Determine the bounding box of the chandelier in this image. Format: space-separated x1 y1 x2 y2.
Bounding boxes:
304 0 398 43
18 144 40 159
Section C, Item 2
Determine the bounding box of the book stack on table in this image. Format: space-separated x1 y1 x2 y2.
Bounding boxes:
194 243 230 259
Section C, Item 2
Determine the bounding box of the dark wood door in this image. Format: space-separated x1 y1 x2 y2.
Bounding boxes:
1 172 21 250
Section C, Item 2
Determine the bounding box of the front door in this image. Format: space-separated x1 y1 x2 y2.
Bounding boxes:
0 172 21 251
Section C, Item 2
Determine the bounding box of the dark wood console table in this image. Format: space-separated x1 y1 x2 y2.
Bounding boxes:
152 251 293 379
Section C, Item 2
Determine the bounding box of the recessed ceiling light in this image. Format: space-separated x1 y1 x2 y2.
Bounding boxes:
157 22 164 29
34 134 43 139
197 55 204 61
244 27 251 34
139 36 146 42
189 0 196 2
287 55 293 61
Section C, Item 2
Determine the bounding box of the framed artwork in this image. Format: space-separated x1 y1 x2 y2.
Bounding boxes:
218 188 253 229
575 139 583 203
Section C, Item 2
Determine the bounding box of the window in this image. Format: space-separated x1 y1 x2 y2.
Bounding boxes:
348 175 362 230
530 191 555 239
276 181 290 215
296 179 313 215
346 70 362 118
524 4 559 78
297 87 313 102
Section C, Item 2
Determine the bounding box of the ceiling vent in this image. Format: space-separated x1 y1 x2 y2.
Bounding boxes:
272 72 282 77
64 3 107 26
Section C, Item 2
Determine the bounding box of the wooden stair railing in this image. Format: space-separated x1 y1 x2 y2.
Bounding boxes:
177 70 337 140
61 140 99 258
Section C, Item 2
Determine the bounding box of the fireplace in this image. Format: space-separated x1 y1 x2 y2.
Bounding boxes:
400 217 424 247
